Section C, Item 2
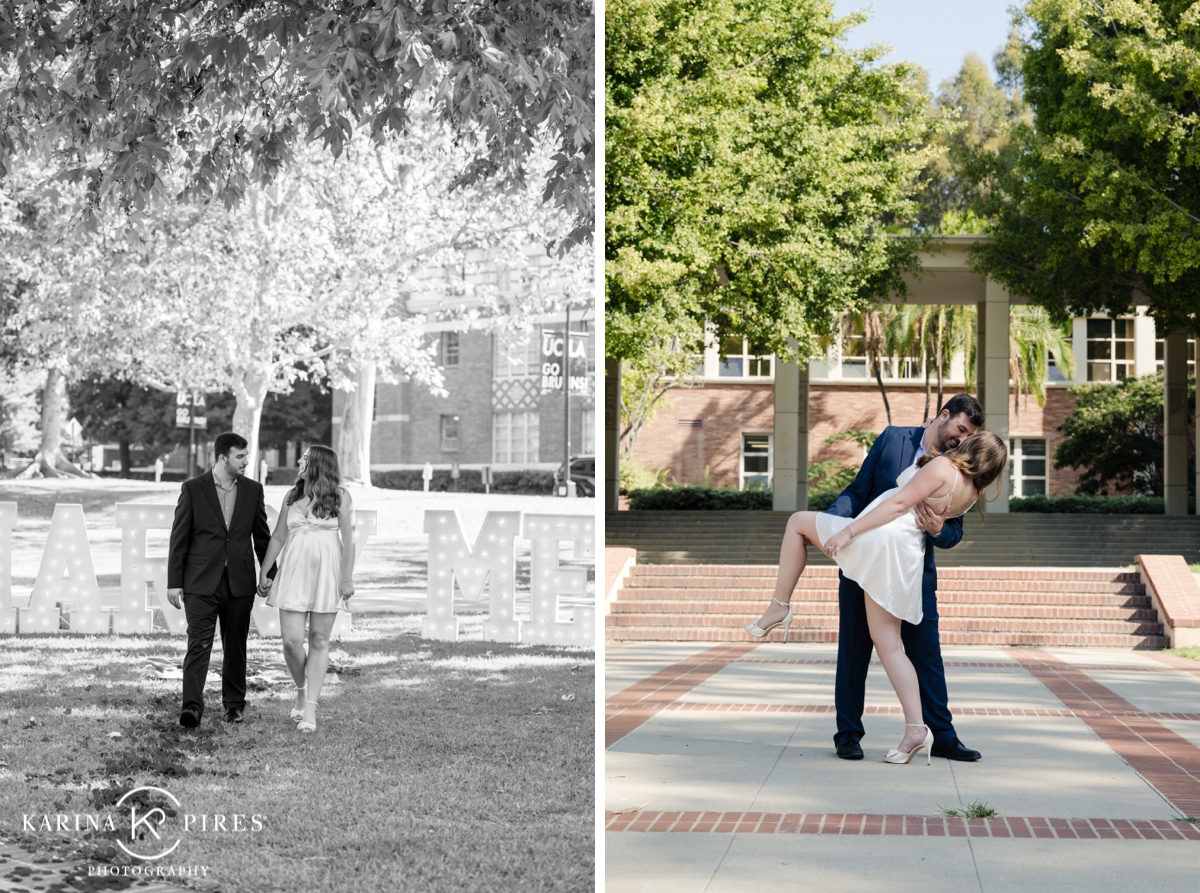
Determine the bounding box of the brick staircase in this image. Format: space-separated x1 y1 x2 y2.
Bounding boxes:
605 512 1200 567
607 565 1168 648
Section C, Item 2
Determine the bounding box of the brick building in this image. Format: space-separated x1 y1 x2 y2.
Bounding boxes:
333 312 597 473
623 307 1195 501
330 241 596 476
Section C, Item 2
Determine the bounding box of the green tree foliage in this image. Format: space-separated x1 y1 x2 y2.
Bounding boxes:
0 0 594 247
67 378 179 473
913 50 1028 231
605 0 944 365
967 0 1200 335
1055 372 1196 495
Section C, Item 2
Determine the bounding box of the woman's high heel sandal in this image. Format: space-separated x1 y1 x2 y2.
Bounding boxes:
745 596 795 640
290 684 307 722
885 724 933 765
298 700 318 733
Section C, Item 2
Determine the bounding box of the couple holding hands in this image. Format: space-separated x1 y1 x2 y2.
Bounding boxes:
747 394 1008 766
166 433 356 734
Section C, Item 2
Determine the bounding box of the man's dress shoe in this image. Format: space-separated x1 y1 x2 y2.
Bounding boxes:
836 739 864 760
930 737 981 761
179 709 200 729
223 708 244 724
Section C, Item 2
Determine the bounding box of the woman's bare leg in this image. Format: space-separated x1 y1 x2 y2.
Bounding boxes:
862 594 927 751
752 511 824 628
279 610 309 712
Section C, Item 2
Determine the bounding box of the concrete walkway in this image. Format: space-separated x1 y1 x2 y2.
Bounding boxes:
605 642 1200 892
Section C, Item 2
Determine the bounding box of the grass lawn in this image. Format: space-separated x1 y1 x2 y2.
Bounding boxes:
1167 646 1200 662
0 615 594 892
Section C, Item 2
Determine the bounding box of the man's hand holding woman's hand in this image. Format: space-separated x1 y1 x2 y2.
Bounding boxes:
256 578 271 598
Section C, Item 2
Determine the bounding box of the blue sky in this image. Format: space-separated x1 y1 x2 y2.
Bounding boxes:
831 0 1017 91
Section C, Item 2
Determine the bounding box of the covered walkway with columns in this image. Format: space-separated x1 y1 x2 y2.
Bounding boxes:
605 235 1198 515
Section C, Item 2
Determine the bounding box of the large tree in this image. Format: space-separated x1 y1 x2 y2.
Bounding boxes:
605 0 945 366
0 0 594 247
966 0 1200 335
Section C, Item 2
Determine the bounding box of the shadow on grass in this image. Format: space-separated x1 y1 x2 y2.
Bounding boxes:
0 615 595 893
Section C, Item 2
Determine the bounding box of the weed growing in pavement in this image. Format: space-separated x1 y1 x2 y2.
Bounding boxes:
940 800 998 818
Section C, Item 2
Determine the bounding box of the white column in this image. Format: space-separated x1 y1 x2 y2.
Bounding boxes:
604 358 620 512
772 352 809 512
1163 332 1188 515
1072 317 1088 384
982 281 1011 512
1132 307 1156 378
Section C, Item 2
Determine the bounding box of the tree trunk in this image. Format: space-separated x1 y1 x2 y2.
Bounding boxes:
231 367 271 481
119 440 132 475
922 345 930 422
873 360 892 426
337 363 376 486
17 368 91 479
936 315 945 415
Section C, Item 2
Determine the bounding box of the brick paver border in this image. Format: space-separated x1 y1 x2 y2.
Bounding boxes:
605 642 757 746
608 701 1200 722
1009 648 1200 817
604 811 1200 839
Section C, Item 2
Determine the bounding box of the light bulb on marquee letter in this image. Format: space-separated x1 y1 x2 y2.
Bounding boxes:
521 514 595 647
0 503 16 633
22 505 107 634
114 504 182 634
422 510 521 642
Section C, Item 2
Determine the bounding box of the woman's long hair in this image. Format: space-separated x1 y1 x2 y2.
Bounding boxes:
917 431 1008 519
286 445 342 518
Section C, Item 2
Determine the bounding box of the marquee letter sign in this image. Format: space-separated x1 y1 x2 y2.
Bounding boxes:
22 505 108 634
522 514 595 646
114 504 184 634
422 510 521 642
0 503 16 633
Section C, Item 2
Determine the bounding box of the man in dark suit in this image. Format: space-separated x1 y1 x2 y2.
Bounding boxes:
826 394 984 762
167 432 272 727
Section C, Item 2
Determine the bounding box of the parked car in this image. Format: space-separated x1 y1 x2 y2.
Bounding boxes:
554 455 595 496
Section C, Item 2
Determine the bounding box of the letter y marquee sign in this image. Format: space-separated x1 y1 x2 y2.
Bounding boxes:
422 511 595 646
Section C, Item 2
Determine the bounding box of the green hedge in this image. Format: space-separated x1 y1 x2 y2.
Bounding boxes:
1009 494 1172 514
627 486 844 511
371 469 556 495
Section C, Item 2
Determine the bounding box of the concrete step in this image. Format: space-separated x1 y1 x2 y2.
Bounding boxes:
604 627 1170 648
610 600 1157 621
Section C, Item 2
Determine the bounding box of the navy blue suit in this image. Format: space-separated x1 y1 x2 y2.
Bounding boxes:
826 426 962 746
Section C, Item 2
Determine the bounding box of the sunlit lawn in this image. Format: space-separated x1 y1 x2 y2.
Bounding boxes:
1168 646 1200 662
0 615 594 892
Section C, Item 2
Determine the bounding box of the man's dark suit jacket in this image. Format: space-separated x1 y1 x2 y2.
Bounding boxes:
826 426 963 593
167 470 272 597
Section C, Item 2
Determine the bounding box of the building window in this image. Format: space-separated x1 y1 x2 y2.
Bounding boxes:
741 433 772 490
718 337 772 378
1086 318 1134 381
1154 338 1196 377
440 414 460 452
494 330 540 378
841 316 868 378
440 331 460 368
581 408 595 455
1009 438 1047 497
493 411 539 464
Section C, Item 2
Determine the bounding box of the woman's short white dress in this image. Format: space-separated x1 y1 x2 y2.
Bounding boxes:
814 463 930 625
265 498 345 614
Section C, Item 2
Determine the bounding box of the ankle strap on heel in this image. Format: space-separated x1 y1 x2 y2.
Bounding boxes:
771 596 791 608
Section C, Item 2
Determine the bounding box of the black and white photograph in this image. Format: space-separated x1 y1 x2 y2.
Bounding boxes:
0 2 596 891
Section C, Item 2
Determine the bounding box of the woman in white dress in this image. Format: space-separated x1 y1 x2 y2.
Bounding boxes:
257 445 356 733
746 432 1007 763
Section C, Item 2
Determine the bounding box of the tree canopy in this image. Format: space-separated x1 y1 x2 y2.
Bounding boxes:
0 0 594 247
605 0 944 364
967 0 1200 335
